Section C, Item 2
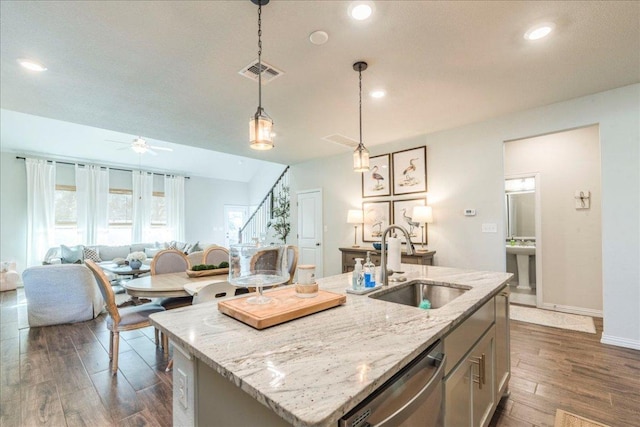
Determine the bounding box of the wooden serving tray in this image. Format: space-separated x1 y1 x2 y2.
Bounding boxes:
218 287 346 330
186 268 229 278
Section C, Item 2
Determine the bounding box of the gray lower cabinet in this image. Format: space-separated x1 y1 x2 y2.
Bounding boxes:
443 288 509 427
495 289 510 399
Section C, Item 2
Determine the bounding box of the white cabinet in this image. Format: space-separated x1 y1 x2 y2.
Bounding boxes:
444 326 495 427
443 286 509 427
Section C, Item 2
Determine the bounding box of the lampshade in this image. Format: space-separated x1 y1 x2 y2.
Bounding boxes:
412 206 433 223
353 145 370 172
346 209 364 224
249 112 274 150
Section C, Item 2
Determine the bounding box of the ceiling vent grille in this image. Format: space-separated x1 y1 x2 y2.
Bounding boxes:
322 134 359 148
239 59 284 84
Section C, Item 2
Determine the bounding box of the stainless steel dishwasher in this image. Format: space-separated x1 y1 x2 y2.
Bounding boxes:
339 341 445 427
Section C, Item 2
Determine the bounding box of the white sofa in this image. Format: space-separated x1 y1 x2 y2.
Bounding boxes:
22 264 104 327
43 241 211 265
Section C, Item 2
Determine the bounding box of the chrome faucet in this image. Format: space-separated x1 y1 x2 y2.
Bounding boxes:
379 225 415 287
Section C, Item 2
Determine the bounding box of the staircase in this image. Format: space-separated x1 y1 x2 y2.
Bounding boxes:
239 166 290 244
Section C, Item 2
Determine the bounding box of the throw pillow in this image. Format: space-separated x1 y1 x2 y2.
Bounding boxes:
189 241 201 254
165 241 178 250
61 244 84 264
83 247 102 262
183 243 193 254
145 247 161 258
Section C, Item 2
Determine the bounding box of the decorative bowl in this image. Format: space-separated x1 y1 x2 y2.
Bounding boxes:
372 243 387 251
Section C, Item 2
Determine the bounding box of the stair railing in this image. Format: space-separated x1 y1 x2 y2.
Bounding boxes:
238 166 290 244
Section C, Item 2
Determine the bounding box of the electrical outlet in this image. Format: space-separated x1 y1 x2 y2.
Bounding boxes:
482 223 498 233
464 209 476 216
178 369 188 409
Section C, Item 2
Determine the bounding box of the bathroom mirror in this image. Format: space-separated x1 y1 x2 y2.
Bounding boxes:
505 191 535 238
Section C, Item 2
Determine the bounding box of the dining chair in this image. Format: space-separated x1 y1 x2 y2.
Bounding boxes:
285 245 299 285
203 245 229 266
85 260 167 375
151 249 193 310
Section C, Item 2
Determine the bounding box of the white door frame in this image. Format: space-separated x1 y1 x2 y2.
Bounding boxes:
223 205 249 247
505 172 542 308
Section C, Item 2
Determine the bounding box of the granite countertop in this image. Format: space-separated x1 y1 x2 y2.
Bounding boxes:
150 264 511 427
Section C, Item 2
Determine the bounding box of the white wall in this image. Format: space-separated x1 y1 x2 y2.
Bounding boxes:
290 84 640 349
184 176 249 246
505 125 602 313
247 164 288 206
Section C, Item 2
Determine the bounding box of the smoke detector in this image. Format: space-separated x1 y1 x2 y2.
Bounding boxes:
239 59 284 84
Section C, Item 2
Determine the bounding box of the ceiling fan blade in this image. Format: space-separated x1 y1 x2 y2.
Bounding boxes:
105 139 129 145
149 145 173 152
147 149 158 156
116 146 130 151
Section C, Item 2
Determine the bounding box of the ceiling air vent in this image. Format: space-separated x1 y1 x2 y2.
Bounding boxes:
239 59 284 84
322 134 359 148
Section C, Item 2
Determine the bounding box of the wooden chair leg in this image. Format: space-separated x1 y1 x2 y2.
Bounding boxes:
166 359 174 372
109 331 114 360
162 333 169 356
112 331 120 375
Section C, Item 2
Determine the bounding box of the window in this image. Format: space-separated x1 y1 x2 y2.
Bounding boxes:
53 184 168 246
54 185 79 245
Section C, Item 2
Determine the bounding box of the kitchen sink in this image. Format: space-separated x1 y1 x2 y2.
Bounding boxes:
369 281 468 309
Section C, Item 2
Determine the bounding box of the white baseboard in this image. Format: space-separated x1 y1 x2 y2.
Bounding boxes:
540 303 602 318
601 334 640 351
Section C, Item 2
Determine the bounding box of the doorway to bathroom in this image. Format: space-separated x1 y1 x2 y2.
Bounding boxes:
504 125 603 316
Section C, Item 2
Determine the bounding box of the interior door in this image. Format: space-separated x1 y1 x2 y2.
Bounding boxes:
296 189 323 278
224 205 248 247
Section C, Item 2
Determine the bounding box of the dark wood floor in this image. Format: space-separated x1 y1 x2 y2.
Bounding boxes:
1 289 639 427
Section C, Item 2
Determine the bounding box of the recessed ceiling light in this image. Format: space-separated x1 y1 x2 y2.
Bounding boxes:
17 58 47 72
524 23 555 41
348 2 373 21
309 30 329 45
370 90 386 98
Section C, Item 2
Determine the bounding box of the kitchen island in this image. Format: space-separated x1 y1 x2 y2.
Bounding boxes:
150 264 511 427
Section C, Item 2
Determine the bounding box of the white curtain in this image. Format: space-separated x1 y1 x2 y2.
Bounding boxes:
164 175 185 241
132 171 154 243
75 164 109 245
25 159 56 266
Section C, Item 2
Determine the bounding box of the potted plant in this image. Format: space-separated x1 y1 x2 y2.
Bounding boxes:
267 186 290 244
126 251 146 270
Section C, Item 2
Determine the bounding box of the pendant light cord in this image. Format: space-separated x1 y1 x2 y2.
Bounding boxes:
257 3 263 113
359 66 363 147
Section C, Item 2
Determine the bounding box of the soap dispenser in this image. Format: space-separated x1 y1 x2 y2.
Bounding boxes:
364 251 376 288
352 258 364 290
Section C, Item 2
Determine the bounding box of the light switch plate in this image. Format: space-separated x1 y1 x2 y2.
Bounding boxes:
482 223 498 233
464 209 476 216
178 368 188 409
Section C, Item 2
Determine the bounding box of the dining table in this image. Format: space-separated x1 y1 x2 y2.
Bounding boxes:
123 271 229 298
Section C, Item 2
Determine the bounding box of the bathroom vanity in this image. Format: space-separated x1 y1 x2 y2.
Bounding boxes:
150 264 511 427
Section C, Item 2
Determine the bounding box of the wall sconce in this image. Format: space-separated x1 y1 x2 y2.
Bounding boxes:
347 209 364 248
411 205 433 252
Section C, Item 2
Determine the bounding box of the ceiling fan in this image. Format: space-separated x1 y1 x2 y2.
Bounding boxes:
106 137 173 156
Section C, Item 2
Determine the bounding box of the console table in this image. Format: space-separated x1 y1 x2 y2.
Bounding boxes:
339 247 436 273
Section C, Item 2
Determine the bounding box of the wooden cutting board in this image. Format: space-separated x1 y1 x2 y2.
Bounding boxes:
218 287 346 329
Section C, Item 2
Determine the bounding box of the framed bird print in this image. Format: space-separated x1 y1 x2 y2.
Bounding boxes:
362 201 391 242
392 146 427 195
362 154 391 198
393 198 426 244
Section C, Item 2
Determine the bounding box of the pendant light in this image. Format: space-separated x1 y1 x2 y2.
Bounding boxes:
353 61 370 172
249 0 274 150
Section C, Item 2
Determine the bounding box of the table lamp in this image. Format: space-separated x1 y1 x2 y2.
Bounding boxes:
346 209 364 248
411 206 433 252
